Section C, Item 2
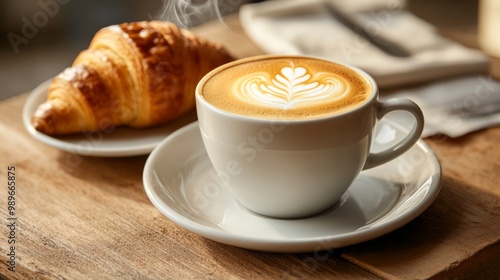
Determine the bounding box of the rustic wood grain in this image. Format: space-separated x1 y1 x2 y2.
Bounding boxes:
341 173 500 279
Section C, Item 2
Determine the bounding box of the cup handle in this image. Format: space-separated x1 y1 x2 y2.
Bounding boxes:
363 98 424 170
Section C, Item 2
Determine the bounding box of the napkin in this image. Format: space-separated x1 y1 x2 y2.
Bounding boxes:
382 74 500 138
239 0 500 137
239 0 488 88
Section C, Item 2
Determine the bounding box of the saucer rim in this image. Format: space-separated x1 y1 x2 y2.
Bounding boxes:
143 121 442 252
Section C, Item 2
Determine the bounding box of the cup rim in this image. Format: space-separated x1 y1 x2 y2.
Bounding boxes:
196 54 379 124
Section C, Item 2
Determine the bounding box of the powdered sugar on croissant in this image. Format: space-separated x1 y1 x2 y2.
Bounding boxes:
32 21 234 135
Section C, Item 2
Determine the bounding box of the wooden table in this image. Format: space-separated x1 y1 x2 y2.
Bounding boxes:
1 15 500 280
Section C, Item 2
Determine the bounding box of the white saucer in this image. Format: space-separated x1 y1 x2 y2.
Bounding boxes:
23 80 197 157
143 119 442 252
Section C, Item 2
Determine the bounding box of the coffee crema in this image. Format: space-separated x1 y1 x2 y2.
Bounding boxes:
200 56 372 119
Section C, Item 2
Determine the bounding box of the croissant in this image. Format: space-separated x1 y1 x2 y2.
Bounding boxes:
32 21 234 135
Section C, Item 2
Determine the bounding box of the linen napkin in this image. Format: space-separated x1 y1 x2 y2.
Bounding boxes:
239 0 500 137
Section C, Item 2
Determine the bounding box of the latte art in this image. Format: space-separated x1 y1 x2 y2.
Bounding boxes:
200 56 373 120
237 66 349 109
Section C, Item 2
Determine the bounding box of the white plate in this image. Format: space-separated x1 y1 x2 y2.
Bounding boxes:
22 80 197 157
143 119 442 252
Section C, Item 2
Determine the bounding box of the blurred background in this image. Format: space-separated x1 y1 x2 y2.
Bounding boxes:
0 0 254 100
1 1 157 100
0 0 480 101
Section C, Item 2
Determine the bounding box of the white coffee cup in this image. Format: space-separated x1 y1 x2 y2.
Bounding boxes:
196 55 424 218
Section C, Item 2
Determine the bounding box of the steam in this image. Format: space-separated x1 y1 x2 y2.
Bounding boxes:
155 0 243 29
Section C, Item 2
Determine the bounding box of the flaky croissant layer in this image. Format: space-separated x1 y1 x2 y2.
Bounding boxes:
32 21 234 136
